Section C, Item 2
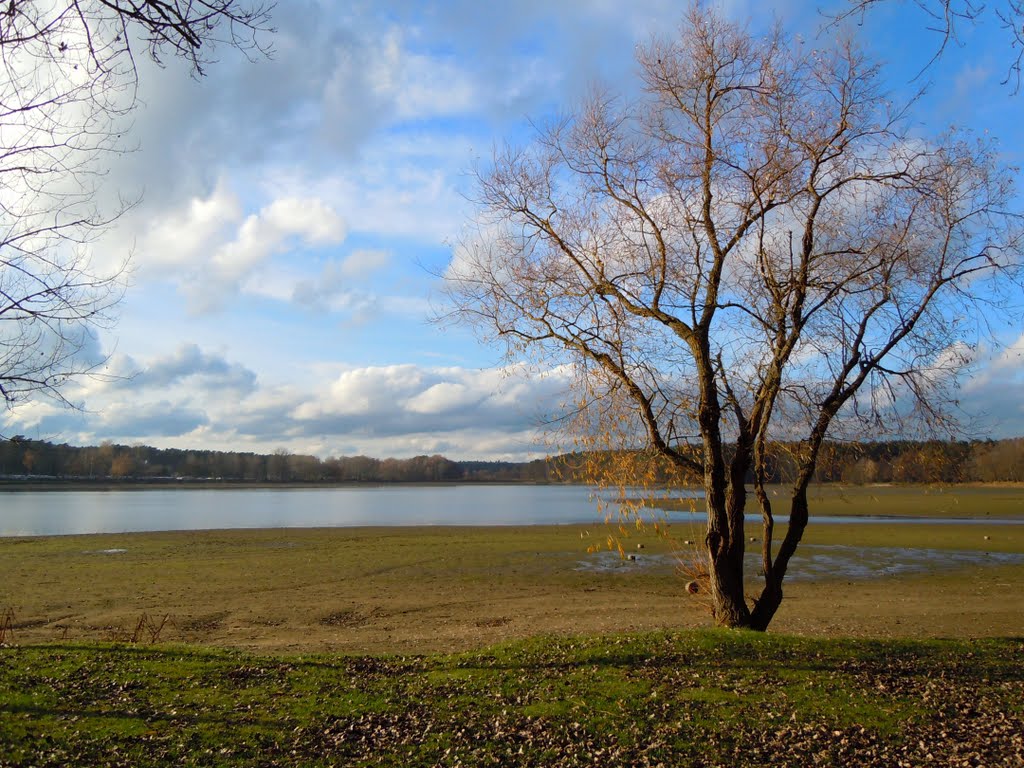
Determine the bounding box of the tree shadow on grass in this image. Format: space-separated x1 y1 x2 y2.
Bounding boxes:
432 635 1024 683
6 633 1023 687
0 700 287 730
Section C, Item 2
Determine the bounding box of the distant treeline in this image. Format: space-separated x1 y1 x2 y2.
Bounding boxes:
0 436 1022 485
810 438 1024 483
0 438 553 483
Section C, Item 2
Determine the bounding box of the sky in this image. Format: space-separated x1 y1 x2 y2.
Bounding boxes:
3 0 1023 460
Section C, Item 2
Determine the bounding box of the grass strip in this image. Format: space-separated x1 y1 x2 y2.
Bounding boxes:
2 630 1021 767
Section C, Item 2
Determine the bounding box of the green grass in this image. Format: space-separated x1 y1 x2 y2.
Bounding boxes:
2 630 1021 767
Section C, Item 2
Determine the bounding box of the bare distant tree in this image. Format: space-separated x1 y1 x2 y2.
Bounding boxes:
443 7 1023 629
833 0 1024 91
0 1 273 409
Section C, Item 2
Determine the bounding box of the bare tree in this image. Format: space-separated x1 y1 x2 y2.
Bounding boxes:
443 7 1023 630
0 1 272 409
833 0 1024 92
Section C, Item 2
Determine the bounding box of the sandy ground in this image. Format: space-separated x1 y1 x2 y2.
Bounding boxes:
3 520 1023 655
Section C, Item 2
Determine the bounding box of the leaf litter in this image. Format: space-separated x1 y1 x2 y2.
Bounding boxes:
1 632 1022 767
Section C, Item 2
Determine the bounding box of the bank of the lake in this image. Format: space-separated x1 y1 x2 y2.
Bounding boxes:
3 519 1023 653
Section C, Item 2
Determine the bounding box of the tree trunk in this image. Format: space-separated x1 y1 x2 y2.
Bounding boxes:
749 584 782 631
748 483 812 630
707 543 751 627
705 429 757 628
706 483 752 628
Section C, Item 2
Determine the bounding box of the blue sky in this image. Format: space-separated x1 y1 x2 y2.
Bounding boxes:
4 0 1022 460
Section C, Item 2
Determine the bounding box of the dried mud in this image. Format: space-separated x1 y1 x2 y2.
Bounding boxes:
2 521 1023 654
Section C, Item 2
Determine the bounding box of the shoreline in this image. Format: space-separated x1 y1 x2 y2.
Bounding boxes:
4 512 1024 540
0 478 569 491
3 477 1023 490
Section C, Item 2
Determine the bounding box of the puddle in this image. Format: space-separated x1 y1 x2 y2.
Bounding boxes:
575 546 1024 582
85 548 127 555
783 545 1024 582
575 551 677 574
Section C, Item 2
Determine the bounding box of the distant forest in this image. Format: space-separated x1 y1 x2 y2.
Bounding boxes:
1 436 1022 484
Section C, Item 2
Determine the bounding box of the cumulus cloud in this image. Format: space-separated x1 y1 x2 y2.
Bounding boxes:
268 158 466 244
99 0 690 257
133 181 243 269
94 401 210 438
4 347 574 460
131 185 347 312
4 344 258 440
283 363 571 442
120 344 258 394
52 361 564 457
405 382 477 414
200 196 346 303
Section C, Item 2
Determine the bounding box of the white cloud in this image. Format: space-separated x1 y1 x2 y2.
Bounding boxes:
2 357 572 459
956 332 1024 436
405 382 477 414
209 197 345 280
135 181 243 269
126 344 259 394
293 364 426 419
281 363 573 444
129 186 347 312
266 157 467 243
95 400 209 437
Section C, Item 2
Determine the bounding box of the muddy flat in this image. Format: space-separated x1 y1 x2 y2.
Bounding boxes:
3 517 1023 654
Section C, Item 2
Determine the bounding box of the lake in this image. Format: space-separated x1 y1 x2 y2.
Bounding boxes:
1 485 626 536
0 484 1020 537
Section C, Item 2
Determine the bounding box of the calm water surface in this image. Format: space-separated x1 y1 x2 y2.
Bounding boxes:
1 485 626 536
0 484 1019 537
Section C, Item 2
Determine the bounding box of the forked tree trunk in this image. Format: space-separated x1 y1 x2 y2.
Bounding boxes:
704 436 759 628
705 487 754 628
705 478 813 631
